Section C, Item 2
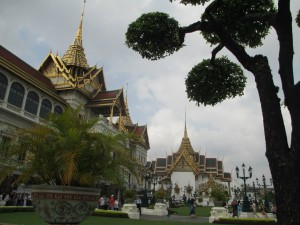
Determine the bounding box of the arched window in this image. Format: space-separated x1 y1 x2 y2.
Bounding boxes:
25 91 39 115
39 99 52 119
54 105 63 115
7 82 25 108
0 73 8 100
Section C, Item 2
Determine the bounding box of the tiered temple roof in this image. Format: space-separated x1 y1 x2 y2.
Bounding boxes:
148 120 231 183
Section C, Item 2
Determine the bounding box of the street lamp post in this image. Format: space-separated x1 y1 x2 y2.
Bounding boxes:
252 181 258 204
151 176 158 193
256 175 273 211
235 163 252 212
143 166 152 207
231 186 241 200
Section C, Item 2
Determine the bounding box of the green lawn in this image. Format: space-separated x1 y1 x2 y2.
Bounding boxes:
171 206 212 217
0 206 213 225
0 212 214 225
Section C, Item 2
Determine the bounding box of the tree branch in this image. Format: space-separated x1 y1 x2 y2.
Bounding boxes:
179 21 211 44
274 0 294 108
211 43 224 63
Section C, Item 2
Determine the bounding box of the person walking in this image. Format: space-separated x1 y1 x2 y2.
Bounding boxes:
231 200 238 218
189 198 196 217
136 196 142 215
251 201 259 218
237 200 242 217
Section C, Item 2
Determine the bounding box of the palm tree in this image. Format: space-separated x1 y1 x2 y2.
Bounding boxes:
0 106 137 188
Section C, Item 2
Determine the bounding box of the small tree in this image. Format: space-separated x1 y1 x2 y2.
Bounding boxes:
155 187 168 200
126 1 300 224
123 189 136 203
210 183 228 202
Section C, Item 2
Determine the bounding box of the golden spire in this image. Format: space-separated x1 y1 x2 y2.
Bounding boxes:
174 109 195 155
184 108 188 138
62 0 89 70
118 85 133 127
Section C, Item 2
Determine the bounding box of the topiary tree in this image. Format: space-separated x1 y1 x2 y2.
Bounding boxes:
210 183 228 202
155 186 168 201
126 1 300 224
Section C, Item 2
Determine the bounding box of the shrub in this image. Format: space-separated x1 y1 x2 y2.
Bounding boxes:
214 218 277 224
0 206 34 213
92 209 129 218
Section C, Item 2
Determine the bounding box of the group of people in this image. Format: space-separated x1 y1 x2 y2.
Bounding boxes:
230 199 277 218
98 195 120 210
97 194 142 215
0 192 32 206
231 200 242 217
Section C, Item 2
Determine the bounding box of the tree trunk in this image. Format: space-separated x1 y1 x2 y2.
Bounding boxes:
251 56 300 225
214 18 300 224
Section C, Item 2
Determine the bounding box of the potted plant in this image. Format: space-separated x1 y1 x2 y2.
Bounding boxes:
123 189 136 203
154 187 168 203
210 183 228 207
0 106 137 225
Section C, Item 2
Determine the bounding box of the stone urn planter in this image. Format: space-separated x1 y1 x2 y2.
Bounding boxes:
31 185 99 225
213 200 224 207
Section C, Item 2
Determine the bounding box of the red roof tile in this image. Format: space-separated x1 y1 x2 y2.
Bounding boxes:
0 45 56 92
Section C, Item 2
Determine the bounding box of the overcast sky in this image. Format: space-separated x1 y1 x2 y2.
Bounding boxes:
1 0 299 187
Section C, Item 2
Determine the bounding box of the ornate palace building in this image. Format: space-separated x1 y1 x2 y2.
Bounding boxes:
0 3 149 193
146 120 232 204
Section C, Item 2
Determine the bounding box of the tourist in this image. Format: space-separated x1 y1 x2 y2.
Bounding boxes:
189 198 196 216
237 200 242 217
271 204 277 215
109 195 115 210
136 196 142 215
114 198 119 210
98 195 105 209
231 200 238 218
251 201 259 218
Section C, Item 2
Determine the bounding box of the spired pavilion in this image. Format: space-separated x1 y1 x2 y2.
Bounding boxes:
147 119 232 205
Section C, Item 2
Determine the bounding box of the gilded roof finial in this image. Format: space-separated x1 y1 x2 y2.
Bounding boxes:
184 108 188 138
125 82 128 105
62 0 89 69
117 84 133 127
74 0 86 46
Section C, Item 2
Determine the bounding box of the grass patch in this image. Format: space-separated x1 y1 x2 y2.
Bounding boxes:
170 206 212 217
0 212 215 225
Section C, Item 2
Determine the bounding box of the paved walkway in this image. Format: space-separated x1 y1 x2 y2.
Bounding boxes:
140 214 209 223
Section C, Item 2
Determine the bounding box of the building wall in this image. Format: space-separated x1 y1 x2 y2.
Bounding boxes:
0 67 65 138
0 49 149 194
171 171 195 197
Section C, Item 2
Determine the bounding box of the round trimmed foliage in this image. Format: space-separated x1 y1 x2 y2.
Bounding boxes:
125 12 183 60
170 0 209 5
201 0 276 48
185 57 246 106
296 10 300 27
